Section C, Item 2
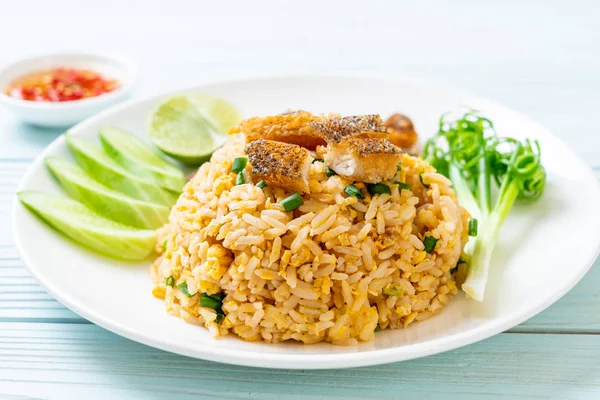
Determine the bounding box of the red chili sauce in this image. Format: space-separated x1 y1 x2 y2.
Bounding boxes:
5 67 119 102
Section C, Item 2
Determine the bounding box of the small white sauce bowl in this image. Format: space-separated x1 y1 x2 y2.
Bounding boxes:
0 53 137 127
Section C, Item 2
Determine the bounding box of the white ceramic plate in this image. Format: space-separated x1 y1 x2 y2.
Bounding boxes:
13 76 600 369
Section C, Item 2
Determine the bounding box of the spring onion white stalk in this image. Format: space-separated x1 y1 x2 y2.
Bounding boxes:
423 112 546 301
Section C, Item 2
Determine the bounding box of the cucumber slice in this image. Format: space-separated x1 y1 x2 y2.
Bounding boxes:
66 135 178 206
99 127 186 192
148 94 241 165
18 190 156 261
46 157 170 229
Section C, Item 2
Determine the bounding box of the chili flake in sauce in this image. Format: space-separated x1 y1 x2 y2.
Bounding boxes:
5 67 119 102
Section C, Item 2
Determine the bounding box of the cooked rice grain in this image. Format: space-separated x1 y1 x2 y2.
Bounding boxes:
150 135 470 345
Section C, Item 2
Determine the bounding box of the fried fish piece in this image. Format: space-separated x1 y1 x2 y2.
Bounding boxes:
310 115 388 144
230 110 326 150
245 139 312 193
325 136 403 183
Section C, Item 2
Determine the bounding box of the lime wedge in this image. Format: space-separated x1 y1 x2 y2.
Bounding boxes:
99 127 186 192
66 135 178 206
46 157 170 229
18 190 156 261
187 93 243 135
148 94 242 165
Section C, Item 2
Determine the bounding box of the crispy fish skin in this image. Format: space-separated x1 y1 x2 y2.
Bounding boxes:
325 136 403 183
230 110 326 150
310 115 388 144
245 139 312 193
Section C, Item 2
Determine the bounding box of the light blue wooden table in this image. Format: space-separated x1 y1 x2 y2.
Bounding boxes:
1 1 599 398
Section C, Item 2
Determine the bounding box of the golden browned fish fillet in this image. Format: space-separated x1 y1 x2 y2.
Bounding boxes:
245 139 312 193
230 110 327 150
310 115 388 144
325 136 403 183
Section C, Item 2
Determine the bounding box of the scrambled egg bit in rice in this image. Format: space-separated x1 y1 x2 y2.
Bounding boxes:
150 111 470 345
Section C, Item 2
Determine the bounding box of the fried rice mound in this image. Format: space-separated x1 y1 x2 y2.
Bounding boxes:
150 135 470 345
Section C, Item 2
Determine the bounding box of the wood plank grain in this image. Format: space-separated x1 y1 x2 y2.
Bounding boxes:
0 322 599 399
1 0 599 397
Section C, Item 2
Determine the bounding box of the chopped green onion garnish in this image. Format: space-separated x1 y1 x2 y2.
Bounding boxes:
397 163 402 171
199 292 225 322
231 157 248 173
367 183 391 196
177 282 195 298
312 158 324 164
200 293 222 310
468 218 478 237
394 181 412 192
325 167 337 177
256 180 267 189
419 172 430 188
165 276 174 287
423 236 438 253
236 171 245 185
282 192 304 212
162 240 167 252
383 284 404 296
344 184 365 199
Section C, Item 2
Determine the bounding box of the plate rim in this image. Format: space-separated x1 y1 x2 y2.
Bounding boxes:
12 73 600 369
